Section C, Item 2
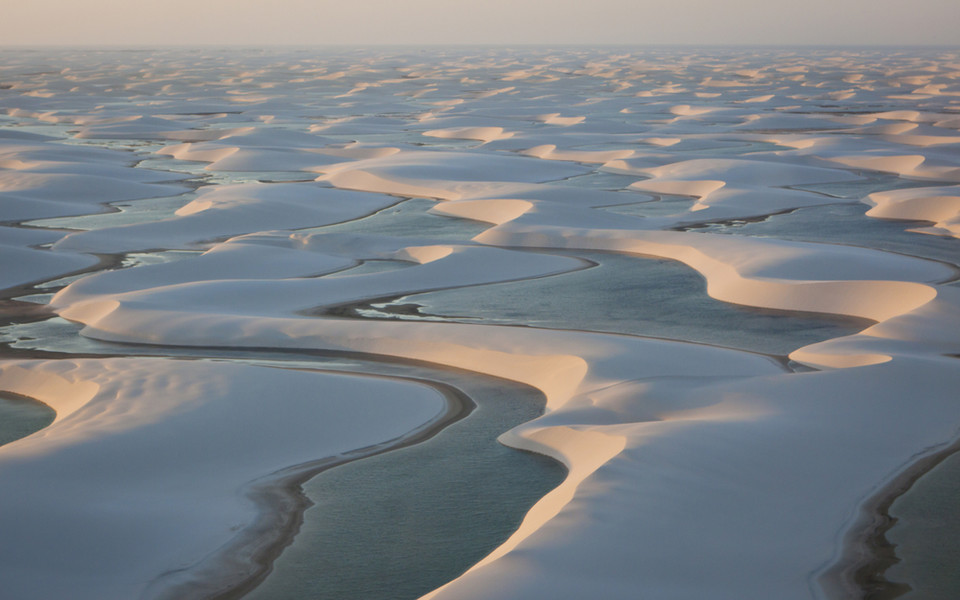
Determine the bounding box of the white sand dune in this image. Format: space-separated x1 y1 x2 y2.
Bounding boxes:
52 183 398 253
865 185 960 237
669 104 724 117
42 234 960 600
630 157 860 187
0 128 192 228
315 150 589 201
606 157 865 220
519 144 634 164
474 223 951 321
2 46 960 600
0 242 98 290
0 358 446 600
168 145 350 172
157 128 354 172
535 113 586 126
50 243 583 321
638 136 682 146
0 157 189 183
427 355 960 600
75 115 196 140
423 126 514 143
0 171 189 222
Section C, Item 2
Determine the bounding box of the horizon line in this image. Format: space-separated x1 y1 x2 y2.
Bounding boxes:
2 42 959 50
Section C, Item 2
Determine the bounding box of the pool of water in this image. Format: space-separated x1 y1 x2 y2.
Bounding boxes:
245 369 564 600
687 202 960 268
357 249 869 357
885 447 960 600
0 392 56 448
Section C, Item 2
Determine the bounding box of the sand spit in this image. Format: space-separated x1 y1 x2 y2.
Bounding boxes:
2 46 959 600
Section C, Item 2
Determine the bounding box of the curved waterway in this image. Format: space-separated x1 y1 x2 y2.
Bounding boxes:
0 317 564 600
243 367 562 600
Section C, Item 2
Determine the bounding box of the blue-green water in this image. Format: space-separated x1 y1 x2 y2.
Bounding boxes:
245 372 563 600
360 249 869 356
688 202 960 268
0 317 564 600
0 393 55 448
886 449 960 599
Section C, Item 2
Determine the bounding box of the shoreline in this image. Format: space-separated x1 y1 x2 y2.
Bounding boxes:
143 372 474 600
820 434 960 600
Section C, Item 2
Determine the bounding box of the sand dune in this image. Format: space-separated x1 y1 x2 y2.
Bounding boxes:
423 126 514 143
0 241 98 290
51 243 583 321
315 150 589 200
0 359 446 600
2 46 959 600
865 185 960 237
52 183 397 253
535 113 586 126
519 144 634 163
0 170 189 222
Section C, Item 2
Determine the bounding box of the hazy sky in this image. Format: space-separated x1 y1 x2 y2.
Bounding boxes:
3 0 959 46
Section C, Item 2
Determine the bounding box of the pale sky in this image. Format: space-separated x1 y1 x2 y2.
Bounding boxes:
2 0 959 46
